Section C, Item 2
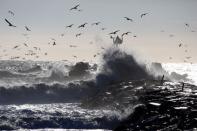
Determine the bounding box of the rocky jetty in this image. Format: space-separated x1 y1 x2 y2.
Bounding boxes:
81 80 197 130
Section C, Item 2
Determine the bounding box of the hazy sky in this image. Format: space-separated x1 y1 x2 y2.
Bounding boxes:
0 0 197 63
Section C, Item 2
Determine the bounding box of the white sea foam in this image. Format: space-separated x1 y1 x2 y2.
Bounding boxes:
163 63 197 85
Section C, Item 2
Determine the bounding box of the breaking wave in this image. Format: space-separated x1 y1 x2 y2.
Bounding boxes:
0 47 195 105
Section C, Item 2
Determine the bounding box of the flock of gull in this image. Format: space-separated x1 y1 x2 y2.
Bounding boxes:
1 4 196 63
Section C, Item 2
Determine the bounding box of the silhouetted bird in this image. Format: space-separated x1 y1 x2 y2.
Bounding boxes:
69 45 77 48
78 23 88 28
25 26 31 31
5 19 16 27
53 41 56 46
179 43 182 47
73 55 77 58
76 33 82 37
109 30 120 35
13 45 19 49
185 23 189 27
101 47 105 50
122 31 131 36
51 38 56 41
8 10 14 16
22 33 28 36
70 4 80 10
124 17 133 22
23 43 28 47
186 56 191 59
92 22 101 26
160 30 165 32
141 13 148 18
101 28 106 30
66 24 74 28
33 47 38 50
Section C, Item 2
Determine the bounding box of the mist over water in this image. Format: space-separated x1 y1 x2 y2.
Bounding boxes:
0 47 196 130
96 47 153 87
0 47 194 105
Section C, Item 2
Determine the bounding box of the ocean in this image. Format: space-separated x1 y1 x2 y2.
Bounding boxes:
0 50 197 130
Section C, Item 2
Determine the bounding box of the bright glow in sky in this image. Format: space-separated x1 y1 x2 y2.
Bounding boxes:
0 0 197 63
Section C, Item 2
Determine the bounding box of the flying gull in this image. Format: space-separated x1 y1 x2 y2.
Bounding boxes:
92 22 101 26
124 17 133 22
70 4 80 10
8 10 15 16
66 24 74 28
141 13 148 18
78 23 88 28
76 33 82 37
109 30 120 35
5 19 16 27
25 26 31 31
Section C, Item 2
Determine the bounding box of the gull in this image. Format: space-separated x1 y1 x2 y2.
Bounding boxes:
51 38 56 41
141 13 148 18
124 17 133 22
53 41 56 46
66 24 74 28
25 26 31 31
76 33 82 37
186 56 191 59
13 45 19 49
169 34 174 37
23 43 28 47
8 10 14 16
22 33 28 36
101 28 106 30
73 55 77 58
5 19 16 27
92 22 101 26
33 47 38 50
109 30 120 35
160 30 165 32
69 45 77 48
122 31 131 36
185 23 189 27
70 4 80 10
78 23 88 28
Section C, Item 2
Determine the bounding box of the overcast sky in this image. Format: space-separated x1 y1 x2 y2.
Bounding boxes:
0 0 197 63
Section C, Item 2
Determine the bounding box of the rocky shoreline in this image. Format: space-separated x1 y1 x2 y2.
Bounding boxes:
82 80 197 130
